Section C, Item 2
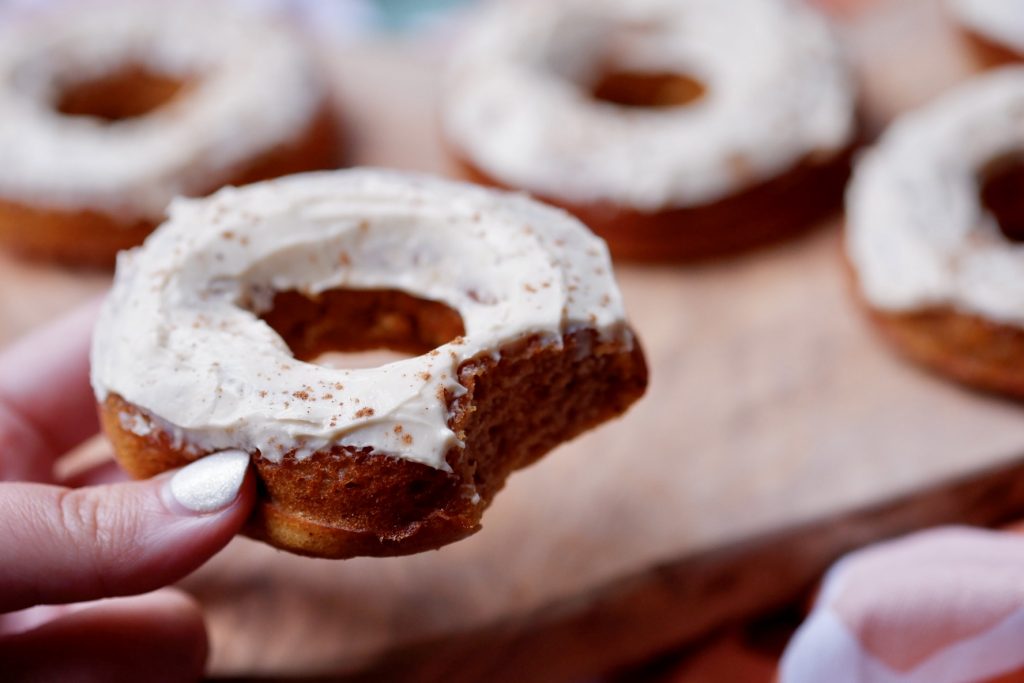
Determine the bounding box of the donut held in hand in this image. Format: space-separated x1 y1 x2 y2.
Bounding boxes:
91 170 648 558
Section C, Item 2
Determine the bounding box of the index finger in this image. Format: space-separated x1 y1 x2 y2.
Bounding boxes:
0 298 104 482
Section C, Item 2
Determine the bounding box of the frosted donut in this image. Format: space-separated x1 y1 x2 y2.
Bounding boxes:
442 0 858 261
0 0 340 265
947 0 1024 67
846 68 1024 397
91 169 648 558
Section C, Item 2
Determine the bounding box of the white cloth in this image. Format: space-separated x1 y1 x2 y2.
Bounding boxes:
781 527 1024 683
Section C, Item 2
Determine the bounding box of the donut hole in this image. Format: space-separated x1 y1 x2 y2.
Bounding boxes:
590 69 706 108
550 18 707 109
980 155 1024 242
257 288 466 368
54 65 188 122
311 349 419 370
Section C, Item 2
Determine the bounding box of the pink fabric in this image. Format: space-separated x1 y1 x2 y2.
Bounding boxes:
780 528 1024 683
806 0 882 19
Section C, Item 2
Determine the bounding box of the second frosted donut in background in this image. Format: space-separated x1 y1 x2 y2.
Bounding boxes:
0 0 342 266
946 0 1024 67
442 0 859 262
846 67 1024 397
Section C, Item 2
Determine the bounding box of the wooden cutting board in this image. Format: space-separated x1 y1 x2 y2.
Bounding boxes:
4 1 1023 681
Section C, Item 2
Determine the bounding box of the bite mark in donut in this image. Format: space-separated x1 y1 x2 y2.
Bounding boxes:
92 170 648 558
102 327 647 558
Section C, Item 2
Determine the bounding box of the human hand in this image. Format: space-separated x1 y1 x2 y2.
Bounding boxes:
0 299 256 682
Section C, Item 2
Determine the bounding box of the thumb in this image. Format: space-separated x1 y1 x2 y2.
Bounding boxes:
0 450 254 613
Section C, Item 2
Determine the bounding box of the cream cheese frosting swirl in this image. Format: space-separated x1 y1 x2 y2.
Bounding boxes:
847 68 1024 326
948 0 1024 56
443 0 856 212
0 0 325 222
91 170 632 470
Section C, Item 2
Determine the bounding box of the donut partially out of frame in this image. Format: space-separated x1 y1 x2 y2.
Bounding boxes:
946 0 1024 68
442 0 859 262
0 0 341 266
92 170 648 558
846 68 1024 397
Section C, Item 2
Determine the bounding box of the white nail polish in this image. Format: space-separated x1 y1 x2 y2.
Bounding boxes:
168 450 249 513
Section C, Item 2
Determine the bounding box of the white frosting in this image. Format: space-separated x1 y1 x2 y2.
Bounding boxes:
948 0 1024 56
91 170 633 471
0 0 326 222
443 0 856 212
847 67 1024 325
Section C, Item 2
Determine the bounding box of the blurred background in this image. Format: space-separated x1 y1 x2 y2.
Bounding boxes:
1 0 1022 681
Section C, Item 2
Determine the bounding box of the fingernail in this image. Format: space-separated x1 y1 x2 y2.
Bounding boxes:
167 450 249 514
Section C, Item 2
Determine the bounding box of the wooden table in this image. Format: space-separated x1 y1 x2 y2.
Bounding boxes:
4 1 1023 681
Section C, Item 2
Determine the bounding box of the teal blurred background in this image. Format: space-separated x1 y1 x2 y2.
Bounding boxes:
371 0 473 31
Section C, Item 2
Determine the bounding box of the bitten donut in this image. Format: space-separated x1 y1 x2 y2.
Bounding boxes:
846 68 1024 397
91 170 648 559
443 0 858 261
947 0 1024 67
0 0 340 265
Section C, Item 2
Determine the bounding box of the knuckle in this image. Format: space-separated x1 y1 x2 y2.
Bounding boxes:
56 487 106 547
53 488 133 594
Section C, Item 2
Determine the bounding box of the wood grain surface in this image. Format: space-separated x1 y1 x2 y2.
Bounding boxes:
2 1 1021 681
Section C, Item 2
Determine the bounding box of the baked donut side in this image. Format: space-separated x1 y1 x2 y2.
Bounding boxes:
865 306 1024 398
91 170 648 558
457 146 855 262
846 68 1024 397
